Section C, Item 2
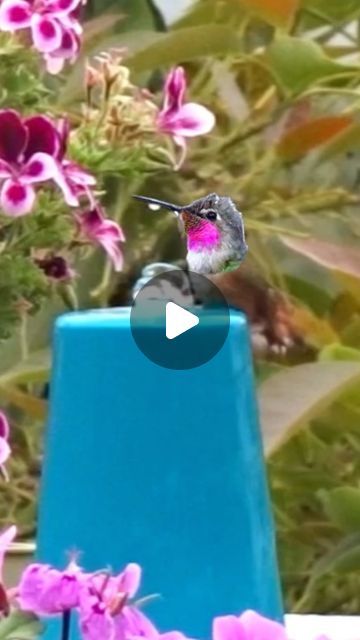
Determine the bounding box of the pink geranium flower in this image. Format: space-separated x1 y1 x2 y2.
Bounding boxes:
79 564 155 640
53 118 96 207
18 559 84 615
0 109 61 216
157 66 215 168
76 206 125 271
0 0 84 74
213 611 288 640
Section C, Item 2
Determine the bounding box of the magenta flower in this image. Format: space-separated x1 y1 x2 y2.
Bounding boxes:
18 560 84 615
79 563 159 640
0 0 84 74
0 109 61 216
0 412 11 478
213 611 288 640
53 118 96 207
76 206 125 271
157 66 215 168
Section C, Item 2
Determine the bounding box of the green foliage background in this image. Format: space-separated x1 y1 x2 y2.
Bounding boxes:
1 0 360 616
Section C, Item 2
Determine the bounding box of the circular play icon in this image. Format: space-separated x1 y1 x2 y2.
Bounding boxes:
130 270 230 370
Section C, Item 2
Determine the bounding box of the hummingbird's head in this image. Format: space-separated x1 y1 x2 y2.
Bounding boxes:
133 192 248 273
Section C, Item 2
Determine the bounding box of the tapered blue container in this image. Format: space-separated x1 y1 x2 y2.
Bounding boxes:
37 308 283 639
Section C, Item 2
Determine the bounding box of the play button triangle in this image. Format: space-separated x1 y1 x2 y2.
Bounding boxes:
166 302 199 340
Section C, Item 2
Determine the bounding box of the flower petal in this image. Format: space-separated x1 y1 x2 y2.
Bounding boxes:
213 616 247 640
98 237 124 272
0 179 35 216
0 0 31 31
117 563 141 598
0 413 9 440
64 161 96 186
241 610 288 640
52 167 79 206
24 115 60 158
163 66 186 115
55 26 80 59
21 152 59 183
46 0 82 15
160 103 215 138
0 109 27 163
172 135 187 170
31 15 62 53
45 55 65 75
0 438 10 466
18 564 52 613
0 159 12 178
0 525 16 580
114 607 158 640
80 601 115 640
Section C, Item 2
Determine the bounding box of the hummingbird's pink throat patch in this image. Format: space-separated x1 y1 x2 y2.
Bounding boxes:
182 213 221 251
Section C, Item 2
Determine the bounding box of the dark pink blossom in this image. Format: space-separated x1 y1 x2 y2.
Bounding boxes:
18 560 84 615
213 611 288 640
76 206 125 271
0 110 61 216
0 0 84 74
36 255 75 281
157 67 215 168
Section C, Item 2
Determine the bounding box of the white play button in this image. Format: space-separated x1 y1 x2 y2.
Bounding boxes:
166 302 199 340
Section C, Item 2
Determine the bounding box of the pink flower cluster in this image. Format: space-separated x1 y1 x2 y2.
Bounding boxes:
0 0 84 74
0 524 330 640
17 559 189 640
0 109 124 271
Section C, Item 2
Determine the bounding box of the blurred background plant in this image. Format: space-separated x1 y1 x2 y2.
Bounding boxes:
1 0 360 617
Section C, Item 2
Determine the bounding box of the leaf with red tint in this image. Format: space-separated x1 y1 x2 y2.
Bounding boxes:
277 116 353 160
240 0 300 29
281 236 360 279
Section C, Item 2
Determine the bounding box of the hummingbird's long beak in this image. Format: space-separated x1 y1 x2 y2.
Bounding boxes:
133 195 181 213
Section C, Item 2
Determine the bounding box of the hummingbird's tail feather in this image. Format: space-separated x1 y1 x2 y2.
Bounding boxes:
132 195 181 213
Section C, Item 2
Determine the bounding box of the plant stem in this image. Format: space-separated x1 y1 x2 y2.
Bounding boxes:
61 610 71 640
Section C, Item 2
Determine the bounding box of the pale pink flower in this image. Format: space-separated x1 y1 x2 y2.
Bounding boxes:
0 0 84 74
213 611 288 640
18 559 84 615
157 66 215 168
0 526 16 581
76 206 125 271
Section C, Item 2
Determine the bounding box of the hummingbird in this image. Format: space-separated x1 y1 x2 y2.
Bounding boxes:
133 193 248 274
133 193 300 351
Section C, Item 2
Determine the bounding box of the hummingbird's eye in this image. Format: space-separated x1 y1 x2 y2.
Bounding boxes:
205 210 217 221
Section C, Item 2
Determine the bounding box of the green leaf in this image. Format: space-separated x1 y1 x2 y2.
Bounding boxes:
319 487 360 532
319 343 360 362
0 350 50 386
302 0 360 24
126 25 242 73
310 532 360 581
259 361 360 455
0 610 43 640
268 34 356 95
